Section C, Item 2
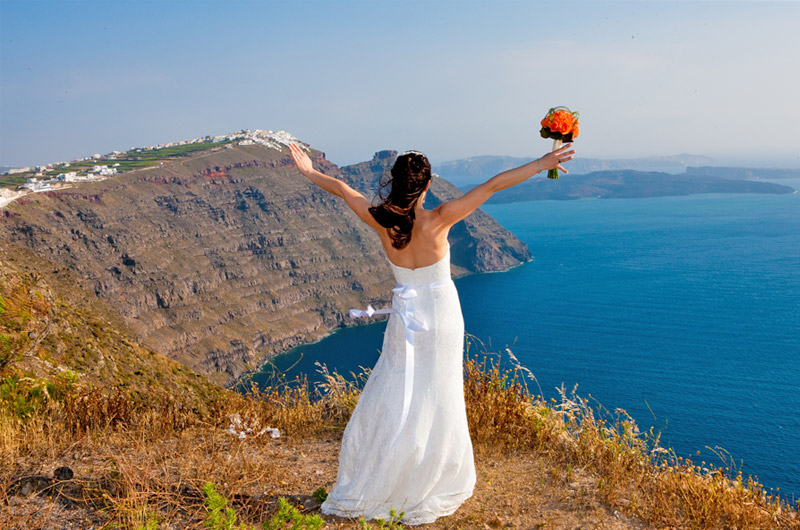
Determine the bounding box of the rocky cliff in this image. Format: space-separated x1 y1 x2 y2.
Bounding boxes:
0 248 228 407
0 141 529 386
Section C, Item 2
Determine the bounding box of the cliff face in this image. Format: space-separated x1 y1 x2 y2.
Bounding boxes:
0 248 229 405
0 142 529 385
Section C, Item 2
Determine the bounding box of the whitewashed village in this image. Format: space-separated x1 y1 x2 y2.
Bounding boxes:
0 130 302 209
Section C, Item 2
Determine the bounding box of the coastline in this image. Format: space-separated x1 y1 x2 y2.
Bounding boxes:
230 258 532 392
227 314 389 391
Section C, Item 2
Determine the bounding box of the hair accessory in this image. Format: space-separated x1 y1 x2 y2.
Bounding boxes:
399 150 425 157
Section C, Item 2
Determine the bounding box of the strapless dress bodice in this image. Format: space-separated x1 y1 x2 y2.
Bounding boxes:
388 247 452 286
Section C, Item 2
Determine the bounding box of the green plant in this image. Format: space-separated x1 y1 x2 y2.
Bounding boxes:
358 509 404 529
134 509 162 530
264 497 323 530
203 482 239 530
203 483 321 530
0 334 18 369
0 373 50 418
312 486 327 503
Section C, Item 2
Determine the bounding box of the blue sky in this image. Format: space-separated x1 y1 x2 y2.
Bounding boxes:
1 1 799 168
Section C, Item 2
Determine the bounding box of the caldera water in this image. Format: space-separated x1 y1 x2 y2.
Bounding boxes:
246 182 800 500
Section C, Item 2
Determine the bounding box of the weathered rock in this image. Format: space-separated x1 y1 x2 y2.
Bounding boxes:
8 466 74 498
0 143 529 386
9 474 52 497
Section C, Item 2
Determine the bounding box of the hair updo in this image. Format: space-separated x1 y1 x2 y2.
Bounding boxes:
369 151 432 249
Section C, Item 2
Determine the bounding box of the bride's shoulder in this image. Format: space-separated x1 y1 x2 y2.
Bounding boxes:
418 208 449 229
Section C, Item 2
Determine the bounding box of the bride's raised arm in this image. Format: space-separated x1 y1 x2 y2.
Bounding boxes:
288 143 381 230
433 143 575 228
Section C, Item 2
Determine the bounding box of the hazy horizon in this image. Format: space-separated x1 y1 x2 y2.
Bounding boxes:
2 138 799 172
2 1 799 169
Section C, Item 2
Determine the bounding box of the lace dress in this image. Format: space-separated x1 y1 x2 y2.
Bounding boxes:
321 246 476 525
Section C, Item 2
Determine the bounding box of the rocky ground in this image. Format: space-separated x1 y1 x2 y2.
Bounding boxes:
3 431 651 530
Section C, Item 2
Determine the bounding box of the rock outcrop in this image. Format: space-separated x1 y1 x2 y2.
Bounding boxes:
1 142 529 385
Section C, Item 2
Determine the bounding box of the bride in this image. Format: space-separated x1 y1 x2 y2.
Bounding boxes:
289 142 574 525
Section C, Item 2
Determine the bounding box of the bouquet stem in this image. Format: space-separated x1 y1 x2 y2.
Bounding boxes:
548 139 563 179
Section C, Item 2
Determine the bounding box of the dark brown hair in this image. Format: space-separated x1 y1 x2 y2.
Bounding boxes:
369 151 432 249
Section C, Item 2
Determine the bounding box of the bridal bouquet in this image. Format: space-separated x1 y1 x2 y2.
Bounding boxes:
540 106 580 179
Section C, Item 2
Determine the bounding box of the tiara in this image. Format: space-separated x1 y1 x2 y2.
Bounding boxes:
399 150 425 157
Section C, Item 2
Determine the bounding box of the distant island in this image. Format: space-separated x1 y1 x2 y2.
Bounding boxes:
434 155 800 201
685 166 800 180
478 169 796 203
434 154 719 186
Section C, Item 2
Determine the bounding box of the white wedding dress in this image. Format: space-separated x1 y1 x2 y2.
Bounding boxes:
321 245 476 525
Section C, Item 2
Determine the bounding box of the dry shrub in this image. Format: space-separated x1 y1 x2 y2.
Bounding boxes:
224 382 322 439
311 361 365 427
0 359 377 528
464 352 547 453
0 376 312 528
221 361 367 441
460 339 799 530
62 386 134 433
96 430 280 528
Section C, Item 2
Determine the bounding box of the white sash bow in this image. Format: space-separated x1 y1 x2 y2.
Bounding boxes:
350 279 452 445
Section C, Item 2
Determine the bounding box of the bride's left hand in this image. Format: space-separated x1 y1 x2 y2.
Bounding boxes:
289 143 314 176
540 143 575 173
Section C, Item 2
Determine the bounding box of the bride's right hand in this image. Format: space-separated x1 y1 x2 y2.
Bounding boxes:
539 143 576 174
289 143 314 176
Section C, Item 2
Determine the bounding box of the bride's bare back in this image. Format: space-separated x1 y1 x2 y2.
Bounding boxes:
379 206 451 269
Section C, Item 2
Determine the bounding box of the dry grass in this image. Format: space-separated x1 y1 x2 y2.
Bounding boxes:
2 347 798 529
0 374 339 529
1 266 797 529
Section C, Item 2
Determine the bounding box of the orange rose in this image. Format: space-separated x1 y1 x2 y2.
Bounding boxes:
566 112 577 127
550 111 574 134
571 123 580 139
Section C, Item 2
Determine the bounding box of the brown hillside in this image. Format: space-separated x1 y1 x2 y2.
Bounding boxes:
0 142 529 386
0 249 228 409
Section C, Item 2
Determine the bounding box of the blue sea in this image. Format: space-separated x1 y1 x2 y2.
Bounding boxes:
245 182 800 500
